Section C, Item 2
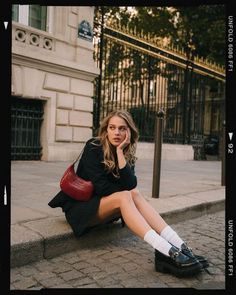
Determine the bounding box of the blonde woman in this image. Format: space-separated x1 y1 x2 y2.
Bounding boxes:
48 110 208 277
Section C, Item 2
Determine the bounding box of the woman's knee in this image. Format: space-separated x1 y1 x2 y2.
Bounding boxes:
106 190 135 209
117 190 133 207
130 188 142 201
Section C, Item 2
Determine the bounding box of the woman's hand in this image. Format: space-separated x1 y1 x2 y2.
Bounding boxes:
117 128 131 151
116 128 130 169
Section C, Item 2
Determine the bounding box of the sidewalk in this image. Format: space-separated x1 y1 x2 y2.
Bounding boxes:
11 158 225 268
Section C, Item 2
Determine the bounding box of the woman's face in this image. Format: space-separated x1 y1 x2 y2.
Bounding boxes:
107 116 129 146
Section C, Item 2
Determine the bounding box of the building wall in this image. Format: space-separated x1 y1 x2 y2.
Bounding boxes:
11 6 99 161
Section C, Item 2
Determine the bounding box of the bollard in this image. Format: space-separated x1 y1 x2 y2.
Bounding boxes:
152 109 165 198
221 121 225 186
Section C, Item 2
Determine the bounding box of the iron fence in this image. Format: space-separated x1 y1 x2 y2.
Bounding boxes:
93 22 225 151
11 97 44 160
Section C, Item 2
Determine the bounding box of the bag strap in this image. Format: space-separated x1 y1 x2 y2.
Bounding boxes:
72 147 85 165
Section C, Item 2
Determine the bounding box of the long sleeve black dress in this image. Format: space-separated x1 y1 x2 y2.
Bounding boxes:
48 138 137 237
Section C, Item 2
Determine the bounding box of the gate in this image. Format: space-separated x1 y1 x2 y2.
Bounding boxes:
11 97 44 160
93 21 225 147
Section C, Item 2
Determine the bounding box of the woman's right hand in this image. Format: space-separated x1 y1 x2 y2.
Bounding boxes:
117 129 130 151
116 129 130 169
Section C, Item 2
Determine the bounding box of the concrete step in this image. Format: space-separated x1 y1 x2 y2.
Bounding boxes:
11 191 225 268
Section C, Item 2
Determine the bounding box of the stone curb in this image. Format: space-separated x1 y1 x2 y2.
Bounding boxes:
11 198 225 268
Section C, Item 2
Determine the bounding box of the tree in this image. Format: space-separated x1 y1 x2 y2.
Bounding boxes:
172 5 225 65
94 5 225 66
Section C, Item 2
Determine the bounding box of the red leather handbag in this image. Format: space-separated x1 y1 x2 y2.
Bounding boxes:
60 152 94 201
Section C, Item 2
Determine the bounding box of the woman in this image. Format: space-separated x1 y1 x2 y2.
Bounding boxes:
48 110 208 277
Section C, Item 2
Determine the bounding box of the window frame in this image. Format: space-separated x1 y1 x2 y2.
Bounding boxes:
12 4 52 33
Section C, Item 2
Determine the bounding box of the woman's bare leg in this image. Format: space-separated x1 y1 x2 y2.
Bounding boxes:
96 190 152 239
130 188 168 234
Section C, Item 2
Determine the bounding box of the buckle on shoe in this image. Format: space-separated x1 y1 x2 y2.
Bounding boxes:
173 250 181 258
182 243 193 252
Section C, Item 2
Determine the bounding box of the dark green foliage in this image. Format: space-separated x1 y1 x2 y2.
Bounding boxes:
95 5 225 66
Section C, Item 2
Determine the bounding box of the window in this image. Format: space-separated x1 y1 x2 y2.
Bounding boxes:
12 5 19 22
29 5 47 31
12 5 47 31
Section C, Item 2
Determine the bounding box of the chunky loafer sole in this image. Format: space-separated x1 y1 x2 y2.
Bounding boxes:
195 255 209 268
155 247 202 277
155 259 202 277
181 244 209 269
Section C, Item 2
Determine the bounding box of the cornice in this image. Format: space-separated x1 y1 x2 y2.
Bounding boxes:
12 52 99 82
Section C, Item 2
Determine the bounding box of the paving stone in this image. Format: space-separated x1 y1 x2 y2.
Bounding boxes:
98 277 120 287
59 269 85 281
89 271 110 280
26 286 43 290
72 261 92 270
103 284 124 288
195 281 225 289
121 278 146 288
10 273 27 284
80 266 101 274
13 277 38 289
10 267 20 275
39 276 65 288
33 271 56 281
100 251 120 260
90 257 106 267
64 256 84 264
52 283 75 288
100 263 123 274
18 265 40 277
78 283 101 288
122 262 139 271
10 211 225 290
109 256 129 265
34 260 55 272
51 264 72 274
72 276 96 287
87 249 111 257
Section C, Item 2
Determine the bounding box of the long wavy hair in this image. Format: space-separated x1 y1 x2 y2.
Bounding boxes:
95 110 139 177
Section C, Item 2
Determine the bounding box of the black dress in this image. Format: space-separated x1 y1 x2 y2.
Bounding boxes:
48 138 137 237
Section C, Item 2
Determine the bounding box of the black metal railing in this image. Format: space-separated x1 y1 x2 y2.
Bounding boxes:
11 97 44 160
93 22 225 152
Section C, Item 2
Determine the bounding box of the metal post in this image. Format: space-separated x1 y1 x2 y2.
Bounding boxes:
95 6 104 131
221 121 225 186
152 110 165 198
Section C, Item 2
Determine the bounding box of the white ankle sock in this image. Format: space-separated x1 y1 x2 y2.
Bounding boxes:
144 229 172 256
160 225 184 249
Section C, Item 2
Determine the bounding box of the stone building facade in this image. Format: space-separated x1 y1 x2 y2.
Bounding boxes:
11 6 99 161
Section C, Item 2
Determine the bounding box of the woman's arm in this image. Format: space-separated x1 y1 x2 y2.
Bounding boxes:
82 138 137 196
116 129 137 190
81 142 125 197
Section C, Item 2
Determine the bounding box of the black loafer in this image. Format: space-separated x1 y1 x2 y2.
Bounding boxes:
181 243 209 269
155 246 202 277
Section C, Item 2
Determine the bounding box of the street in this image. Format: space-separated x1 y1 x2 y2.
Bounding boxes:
11 211 225 290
